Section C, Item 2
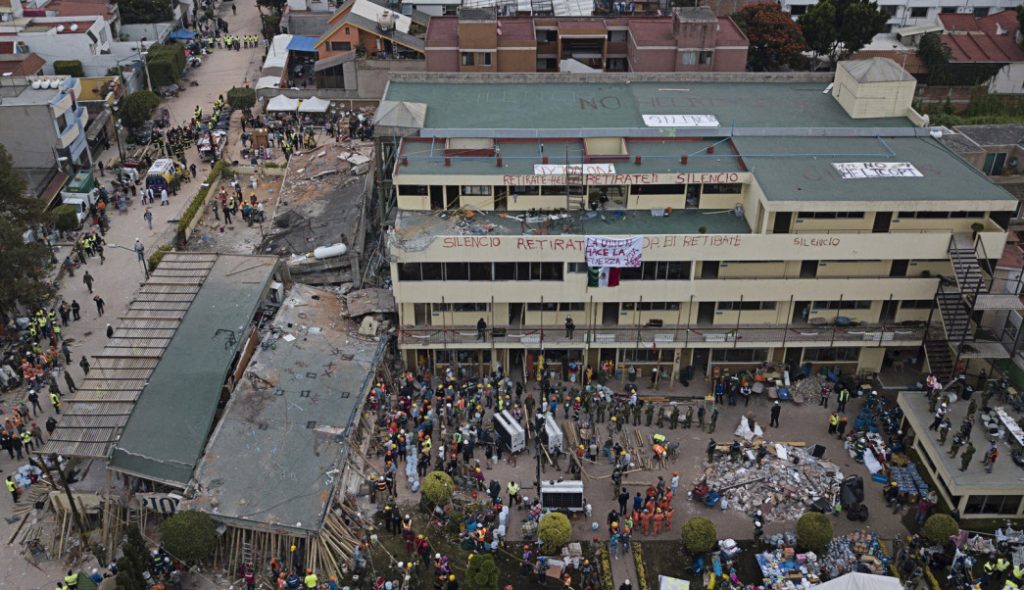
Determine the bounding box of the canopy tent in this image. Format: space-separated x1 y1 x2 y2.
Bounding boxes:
267 95 299 112
287 35 318 53
812 573 903 590
255 76 281 90
168 28 196 41
298 96 331 113
262 34 292 77
373 100 426 137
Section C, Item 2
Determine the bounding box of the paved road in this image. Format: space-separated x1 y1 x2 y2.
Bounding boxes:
0 1 266 587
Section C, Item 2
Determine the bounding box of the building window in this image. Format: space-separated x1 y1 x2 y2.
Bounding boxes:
482 53 492 66
702 183 743 194
461 185 492 196
621 349 674 363
432 303 489 313
526 302 559 312
711 348 769 362
880 5 898 17
941 6 956 13
622 302 682 311
681 51 697 66
468 263 492 281
398 185 429 196
620 261 691 281
607 30 627 42
606 58 628 72
716 301 777 311
803 347 861 362
344 27 350 34
461 52 475 66
510 185 540 196
973 7 989 17
567 263 588 273
797 211 865 219
329 41 352 51
897 211 984 219
812 300 872 310
964 495 1022 515
900 300 934 309
788 4 806 15
698 50 713 65
910 6 928 17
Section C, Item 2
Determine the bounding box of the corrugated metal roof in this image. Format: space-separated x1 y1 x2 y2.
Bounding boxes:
39 252 219 459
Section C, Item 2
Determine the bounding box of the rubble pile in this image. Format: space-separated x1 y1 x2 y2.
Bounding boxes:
756 530 889 589
700 443 844 522
791 375 830 404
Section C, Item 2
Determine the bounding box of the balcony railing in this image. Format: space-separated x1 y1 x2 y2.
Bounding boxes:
398 321 927 347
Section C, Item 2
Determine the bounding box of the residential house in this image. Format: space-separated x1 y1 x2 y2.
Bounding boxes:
314 0 424 62
425 6 748 73
779 0 1018 31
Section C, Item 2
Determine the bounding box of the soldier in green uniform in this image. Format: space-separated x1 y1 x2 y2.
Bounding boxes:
960 442 975 471
683 405 694 429
670 406 680 430
948 434 964 458
645 403 654 427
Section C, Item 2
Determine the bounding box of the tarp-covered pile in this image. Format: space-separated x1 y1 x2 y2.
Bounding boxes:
757 531 893 589
698 440 844 522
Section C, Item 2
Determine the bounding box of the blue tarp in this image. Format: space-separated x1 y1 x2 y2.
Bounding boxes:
168 28 196 40
287 35 318 53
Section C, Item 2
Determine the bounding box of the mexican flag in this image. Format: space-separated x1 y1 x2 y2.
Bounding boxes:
587 266 620 288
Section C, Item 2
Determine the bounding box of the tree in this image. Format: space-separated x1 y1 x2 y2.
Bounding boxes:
120 90 161 130
800 0 887 64
119 0 174 24
257 0 287 14
796 512 833 552
538 512 572 553
52 204 79 233
115 525 150 590
918 32 951 85
465 553 499 590
421 471 454 506
227 87 257 111
0 146 50 322
681 517 718 554
159 511 217 563
922 514 959 546
732 3 806 71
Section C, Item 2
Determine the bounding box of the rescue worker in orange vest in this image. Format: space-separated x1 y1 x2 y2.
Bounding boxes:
639 509 651 535
652 508 665 535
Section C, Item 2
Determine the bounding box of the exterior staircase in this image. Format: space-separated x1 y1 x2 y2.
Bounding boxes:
924 339 954 380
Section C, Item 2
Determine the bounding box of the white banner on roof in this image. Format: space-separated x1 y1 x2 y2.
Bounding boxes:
533 163 615 175
585 236 643 268
642 114 720 128
832 162 922 179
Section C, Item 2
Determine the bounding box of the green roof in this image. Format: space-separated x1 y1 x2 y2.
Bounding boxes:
734 136 1017 203
108 255 278 486
398 138 744 177
382 81 914 131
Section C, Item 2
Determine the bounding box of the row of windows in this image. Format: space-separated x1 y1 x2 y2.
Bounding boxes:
398 262 565 282
427 301 932 313
432 303 488 313
717 301 777 311
812 300 873 310
621 302 682 311
397 262 690 282
797 212 866 219
897 211 985 219
526 302 585 312
397 183 744 196
712 348 769 362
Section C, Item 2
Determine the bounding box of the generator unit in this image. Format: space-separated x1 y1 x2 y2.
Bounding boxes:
542 413 564 453
492 410 525 453
540 479 585 512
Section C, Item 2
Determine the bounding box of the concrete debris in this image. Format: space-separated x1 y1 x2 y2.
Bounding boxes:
698 440 843 522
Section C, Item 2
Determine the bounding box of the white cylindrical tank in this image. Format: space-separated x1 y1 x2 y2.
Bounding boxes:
313 243 347 259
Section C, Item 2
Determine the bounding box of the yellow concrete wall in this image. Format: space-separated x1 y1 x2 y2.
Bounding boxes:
816 260 891 278
458 195 493 210
792 216 874 233
717 261 787 278
398 194 430 210
507 194 568 210
700 192 744 210
890 217 989 233
859 348 886 372
629 194 686 209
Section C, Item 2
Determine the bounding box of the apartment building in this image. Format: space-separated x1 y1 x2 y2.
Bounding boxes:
0 75 90 196
779 0 1017 31
425 6 748 73
378 59 1020 384
0 15 113 70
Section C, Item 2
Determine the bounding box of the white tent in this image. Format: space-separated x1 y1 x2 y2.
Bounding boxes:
812 573 902 590
262 34 292 76
298 96 331 113
267 95 300 112
255 76 281 90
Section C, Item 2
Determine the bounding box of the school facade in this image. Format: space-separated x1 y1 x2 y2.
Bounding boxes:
379 60 1022 384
